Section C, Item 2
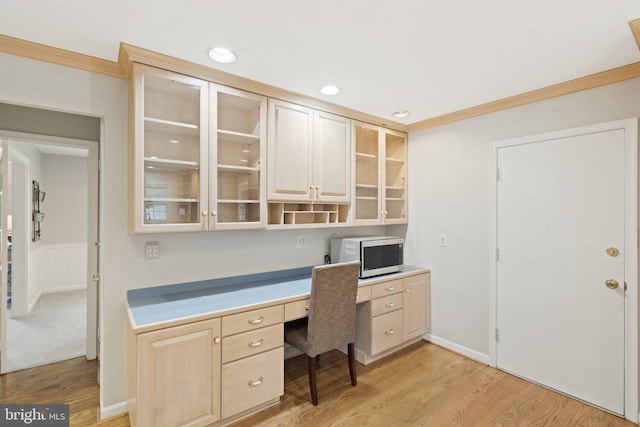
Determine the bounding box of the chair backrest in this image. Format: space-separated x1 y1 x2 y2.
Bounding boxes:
306 260 361 357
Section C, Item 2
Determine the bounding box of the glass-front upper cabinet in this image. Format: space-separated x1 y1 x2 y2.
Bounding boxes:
209 84 266 230
353 122 407 225
131 63 209 233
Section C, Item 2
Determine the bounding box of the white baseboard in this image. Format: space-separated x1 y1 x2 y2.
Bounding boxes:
27 290 42 315
100 401 127 421
42 284 87 294
423 333 490 365
27 285 87 315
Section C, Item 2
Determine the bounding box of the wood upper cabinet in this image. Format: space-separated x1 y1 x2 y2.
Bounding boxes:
131 63 209 233
136 319 222 427
403 272 430 341
267 99 351 203
130 64 267 233
353 122 407 225
209 84 267 230
267 99 314 201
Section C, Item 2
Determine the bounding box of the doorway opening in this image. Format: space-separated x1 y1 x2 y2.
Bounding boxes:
0 102 100 374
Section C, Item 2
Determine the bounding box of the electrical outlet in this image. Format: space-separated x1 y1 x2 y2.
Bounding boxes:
438 234 448 247
296 235 307 248
145 241 160 259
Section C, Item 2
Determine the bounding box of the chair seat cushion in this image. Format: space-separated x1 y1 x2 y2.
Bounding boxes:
284 318 309 354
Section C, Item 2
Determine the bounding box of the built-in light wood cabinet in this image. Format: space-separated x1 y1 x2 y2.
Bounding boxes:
267 99 351 227
130 64 267 233
353 122 407 225
403 273 430 341
210 84 266 230
355 272 429 364
131 63 209 233
133 319 221 427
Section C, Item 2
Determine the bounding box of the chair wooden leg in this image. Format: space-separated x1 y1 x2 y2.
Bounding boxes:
348 342 357 386
307 355 318 405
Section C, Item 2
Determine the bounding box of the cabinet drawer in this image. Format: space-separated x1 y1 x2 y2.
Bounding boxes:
371 279 403 299
222 347 284 418
371 293 403 317
222 324 283 363
284 299 310 321
356 285 371 303
222 305 284 337
371 310 404 355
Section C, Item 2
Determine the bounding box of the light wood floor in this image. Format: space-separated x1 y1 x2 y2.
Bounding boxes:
0 342 635 426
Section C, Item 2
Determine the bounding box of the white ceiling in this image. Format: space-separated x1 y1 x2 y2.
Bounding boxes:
2 0 639 125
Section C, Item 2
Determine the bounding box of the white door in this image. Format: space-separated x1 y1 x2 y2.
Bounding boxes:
494 124 631 415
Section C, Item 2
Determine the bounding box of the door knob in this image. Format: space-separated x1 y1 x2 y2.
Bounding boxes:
606 247 619 257
606 279 619 290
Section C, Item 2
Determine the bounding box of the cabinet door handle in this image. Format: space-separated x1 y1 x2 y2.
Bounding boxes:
248 377 264 387
201 210 208 216
248 339 264 348
210 211 216 216
305 306 310 311
248 316 264 325
213 336 221 344
385 302 394 308
385 329 395 335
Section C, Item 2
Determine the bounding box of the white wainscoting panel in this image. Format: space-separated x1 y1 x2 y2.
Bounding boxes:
41 243 87 293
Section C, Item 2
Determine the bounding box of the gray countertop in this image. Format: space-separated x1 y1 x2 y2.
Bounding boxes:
127 264 428 332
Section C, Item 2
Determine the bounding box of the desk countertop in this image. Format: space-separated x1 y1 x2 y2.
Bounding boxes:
127 264 429 333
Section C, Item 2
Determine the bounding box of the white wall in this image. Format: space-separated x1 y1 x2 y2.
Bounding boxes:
405 77 640 358
42 154 88 244
10 141 44 308
0 52 387 416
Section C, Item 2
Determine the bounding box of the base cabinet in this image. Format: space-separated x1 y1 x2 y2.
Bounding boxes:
133 319 222 427
356 272 430 364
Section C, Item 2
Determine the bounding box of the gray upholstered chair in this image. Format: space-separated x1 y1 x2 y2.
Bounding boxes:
284 260 361 405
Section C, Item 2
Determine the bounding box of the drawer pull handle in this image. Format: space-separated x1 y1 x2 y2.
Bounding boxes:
385 287 395 292
385 329 395 335
248 316 264 325
248 377 264 387
248 339 264 348
305 306 310 311
385 303 394 308
213 336 221 344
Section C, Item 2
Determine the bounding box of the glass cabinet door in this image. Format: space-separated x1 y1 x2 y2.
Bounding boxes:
353 123 382 224
353 122 408 225
383 130 407 223
209 84 266 230
132 64 209 233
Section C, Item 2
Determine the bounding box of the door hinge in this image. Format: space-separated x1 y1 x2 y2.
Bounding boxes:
496 168 502 182
94 241 101 247
92 274 101 282
495 248 500 262
495 328 499 342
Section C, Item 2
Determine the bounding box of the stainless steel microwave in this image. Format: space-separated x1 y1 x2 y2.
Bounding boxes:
330 236 404 278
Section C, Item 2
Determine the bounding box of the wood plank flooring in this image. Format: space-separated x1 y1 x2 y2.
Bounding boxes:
0 342 635 426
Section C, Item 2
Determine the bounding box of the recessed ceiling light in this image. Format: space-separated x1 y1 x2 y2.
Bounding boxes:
168 139 180 144
207 47 237 64
320 85 341 96
392 110 411 118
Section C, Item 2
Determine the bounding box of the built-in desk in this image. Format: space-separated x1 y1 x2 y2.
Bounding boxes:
126 265 430 427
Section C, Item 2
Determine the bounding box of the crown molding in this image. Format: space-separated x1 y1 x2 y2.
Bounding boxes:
3 32 640 134
407 62 640 132
0 34 123 78
630 18 640 51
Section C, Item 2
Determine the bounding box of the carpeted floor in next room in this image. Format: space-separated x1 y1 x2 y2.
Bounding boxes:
6 289 86 372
